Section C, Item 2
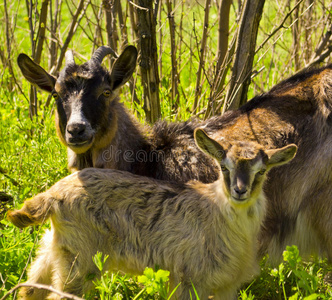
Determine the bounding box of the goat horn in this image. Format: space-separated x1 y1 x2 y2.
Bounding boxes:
65 50 75 66
90 46 118 65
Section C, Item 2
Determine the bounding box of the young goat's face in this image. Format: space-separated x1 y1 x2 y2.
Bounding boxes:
220 144 272 204
17 46 137 154
194 129 297 205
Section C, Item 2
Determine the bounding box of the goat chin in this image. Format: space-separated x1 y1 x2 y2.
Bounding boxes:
67 140 94 154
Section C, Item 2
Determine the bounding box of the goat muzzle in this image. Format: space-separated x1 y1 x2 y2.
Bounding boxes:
65 122 94 153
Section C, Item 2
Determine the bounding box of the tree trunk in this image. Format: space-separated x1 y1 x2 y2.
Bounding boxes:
3 0 14 91
223 0 265 112
115 0 128 46
216 0 232 73
34 0 49 64
134 0 161 123
205 0 232 118
192 0 211 114
25 0 37 119
103 0 118 55
49 0 61 71
166 0 179 110
291 3 300 71
33 0 49 118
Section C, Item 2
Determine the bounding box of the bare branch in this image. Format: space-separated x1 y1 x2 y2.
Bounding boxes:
0 283 84 300
128 0 149 11
304 44 332 70
54 0 85 73
255 0 305 55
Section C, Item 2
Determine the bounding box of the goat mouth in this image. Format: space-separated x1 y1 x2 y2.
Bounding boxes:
67 138 94 153
231 196 249 203
68 140 90 146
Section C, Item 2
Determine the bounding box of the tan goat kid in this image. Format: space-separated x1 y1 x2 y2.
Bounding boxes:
8 130 297 300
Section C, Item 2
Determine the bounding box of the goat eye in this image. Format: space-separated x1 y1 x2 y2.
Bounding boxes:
258 169 266 175
103 89 111 97
220 165 228 172
52 92 59 100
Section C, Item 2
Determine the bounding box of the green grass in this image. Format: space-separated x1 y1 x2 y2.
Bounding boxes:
0 70 68 296
242 246 332 300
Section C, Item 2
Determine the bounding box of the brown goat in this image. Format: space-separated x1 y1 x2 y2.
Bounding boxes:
203 66 332 263
8 129 297 300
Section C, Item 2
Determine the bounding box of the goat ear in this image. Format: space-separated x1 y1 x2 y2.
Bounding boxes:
194 129 226 161
17 54 56 93
110 46 138 90
266 144 297 168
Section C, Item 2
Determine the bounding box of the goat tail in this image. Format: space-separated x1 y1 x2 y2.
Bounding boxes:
7 192 54 229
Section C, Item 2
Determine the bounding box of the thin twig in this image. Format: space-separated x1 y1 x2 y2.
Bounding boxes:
128 0 149 11
0 283 84 300
54 0 85 73
302 44 332 71
255 0 305 55
64 254 79 289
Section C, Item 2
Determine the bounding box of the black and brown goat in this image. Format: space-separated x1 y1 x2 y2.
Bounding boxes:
8 130 297 300
18 46 218 183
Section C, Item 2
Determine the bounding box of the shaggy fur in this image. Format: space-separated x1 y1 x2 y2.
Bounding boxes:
8 130 297 300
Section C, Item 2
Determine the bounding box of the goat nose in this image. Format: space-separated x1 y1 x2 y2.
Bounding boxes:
67 123 86 136
234 186 247 196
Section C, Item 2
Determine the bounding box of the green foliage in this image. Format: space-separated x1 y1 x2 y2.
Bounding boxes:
90 253 171 300
90 247 332 300
137 267 170 299
0 225 36 294
90 270 141 300
246 246 332 300
85 252 140 299
0 70 68 298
